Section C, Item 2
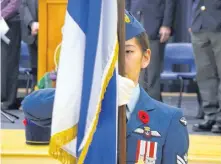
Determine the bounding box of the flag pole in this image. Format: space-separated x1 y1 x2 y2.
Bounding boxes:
117 0 126 164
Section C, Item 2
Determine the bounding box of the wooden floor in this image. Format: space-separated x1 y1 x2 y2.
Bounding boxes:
2 91 221 163
1 130 60 164
1 130 221 164
188 135 221 164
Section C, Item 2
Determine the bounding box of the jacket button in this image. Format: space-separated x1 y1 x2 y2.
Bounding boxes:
201 6 206 11
137 11 141 15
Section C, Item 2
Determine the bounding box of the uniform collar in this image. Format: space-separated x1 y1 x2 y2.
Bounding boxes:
127 87 155 136
127 84 140 113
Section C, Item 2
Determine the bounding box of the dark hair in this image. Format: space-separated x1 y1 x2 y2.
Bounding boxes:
135 32 150 52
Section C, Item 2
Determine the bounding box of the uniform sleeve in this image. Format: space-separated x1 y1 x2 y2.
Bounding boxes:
162 0 176 27
162 110 189 164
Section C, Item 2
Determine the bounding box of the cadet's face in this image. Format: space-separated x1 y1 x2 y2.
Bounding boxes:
125 38 151 85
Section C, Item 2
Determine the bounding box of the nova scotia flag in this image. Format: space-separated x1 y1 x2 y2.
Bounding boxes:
49 0 119 164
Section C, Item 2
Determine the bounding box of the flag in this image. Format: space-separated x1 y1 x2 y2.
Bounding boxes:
49 0 118 163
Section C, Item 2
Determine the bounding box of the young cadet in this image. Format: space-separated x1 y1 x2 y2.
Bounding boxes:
122 11 189 164
21 10 189 164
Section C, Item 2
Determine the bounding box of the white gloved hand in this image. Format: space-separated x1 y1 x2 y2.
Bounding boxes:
118 75 136 106
0 18 9 35
0 18 10 44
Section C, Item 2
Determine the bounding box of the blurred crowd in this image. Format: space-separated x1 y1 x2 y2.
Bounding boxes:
1 0 221 133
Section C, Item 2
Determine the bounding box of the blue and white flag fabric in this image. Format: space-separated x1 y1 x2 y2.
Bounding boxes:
49 0 118 163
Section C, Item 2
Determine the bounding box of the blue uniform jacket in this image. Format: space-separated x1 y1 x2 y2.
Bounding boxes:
126 87 189 164
190 0 221 32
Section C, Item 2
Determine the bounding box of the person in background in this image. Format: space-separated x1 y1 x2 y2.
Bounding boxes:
20 0 38 89
1 0 22 110
190 0 221 133
126 0 176 101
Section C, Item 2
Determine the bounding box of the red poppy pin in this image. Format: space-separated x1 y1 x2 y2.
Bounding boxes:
138 110 149 124
23 119 27 126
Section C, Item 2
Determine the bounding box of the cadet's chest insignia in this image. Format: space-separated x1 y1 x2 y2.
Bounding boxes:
134 127 161 138
177 155 187 164
136 140 157 164
179 117 187 126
